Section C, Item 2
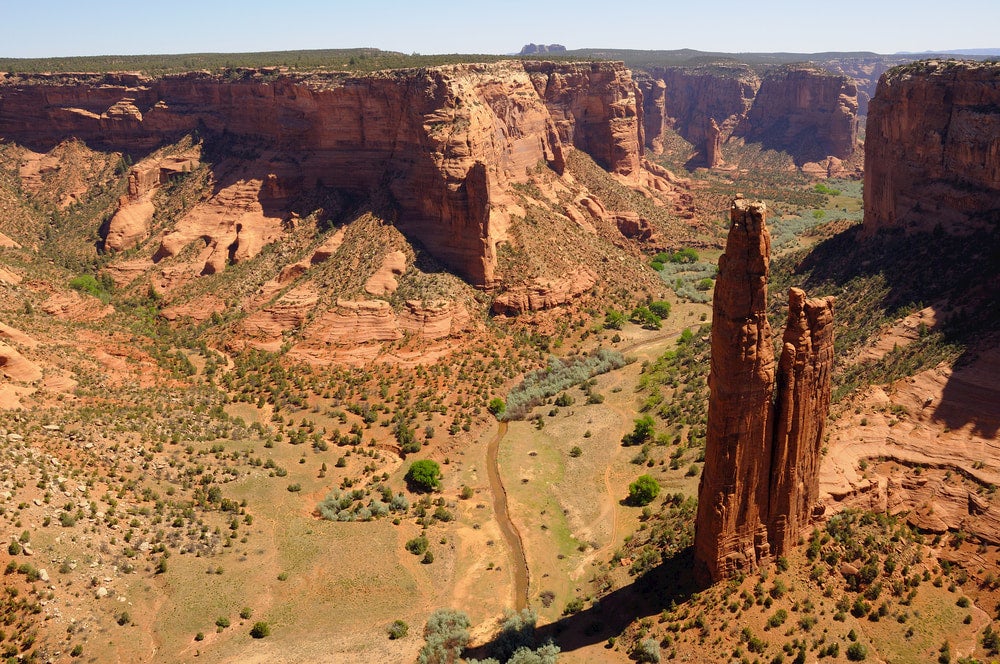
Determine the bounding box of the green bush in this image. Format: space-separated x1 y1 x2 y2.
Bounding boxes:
405 460 442 492
622 416 655 446
846 642 867 661
487 398 506 417
649 301 671 319
604 309 626 330
249 622 270 639
406 535 429 555
628 475 660 506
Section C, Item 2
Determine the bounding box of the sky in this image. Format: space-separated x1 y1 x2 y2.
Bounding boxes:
3 0 997 59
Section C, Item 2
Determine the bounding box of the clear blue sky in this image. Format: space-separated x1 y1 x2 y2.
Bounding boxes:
3 0 996 58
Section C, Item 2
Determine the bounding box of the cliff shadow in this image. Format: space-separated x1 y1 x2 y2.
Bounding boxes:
464 547 707 659
784 221 1000 438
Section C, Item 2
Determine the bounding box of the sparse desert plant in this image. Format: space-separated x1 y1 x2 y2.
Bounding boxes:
418 608 470 664
250 622 270 639
388 619 409 639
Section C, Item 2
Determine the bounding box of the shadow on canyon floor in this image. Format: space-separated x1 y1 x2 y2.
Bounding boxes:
783 220 1000 438
465 547 707 660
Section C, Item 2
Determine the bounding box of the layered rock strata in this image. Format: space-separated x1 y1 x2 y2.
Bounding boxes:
863 60 1000 236
639 65 858 167
0 61 643 287
695 198 835 583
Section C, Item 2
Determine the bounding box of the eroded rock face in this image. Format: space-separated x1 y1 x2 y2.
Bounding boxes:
640 64 858 167
695 198 776 582
0 61 643 287
863 60 1000 236
695 199 835 583
769 288 836 556
738 67 858 164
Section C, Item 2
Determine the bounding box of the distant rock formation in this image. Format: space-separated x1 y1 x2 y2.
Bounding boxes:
695 198 835 583
863 59 1000 237
519 44 567 55
0 61 642 288
637 64 858 167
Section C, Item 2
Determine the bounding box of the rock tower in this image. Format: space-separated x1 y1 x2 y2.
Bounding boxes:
694 197 835 583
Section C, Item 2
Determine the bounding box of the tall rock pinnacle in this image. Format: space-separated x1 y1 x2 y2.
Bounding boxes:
694 198 835 583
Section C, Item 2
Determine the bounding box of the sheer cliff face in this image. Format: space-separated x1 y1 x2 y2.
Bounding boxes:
0 61 642 287
695 199 835 583
695 198 776 582
863 60 1000 237
640 65 858 166
738 67 859 164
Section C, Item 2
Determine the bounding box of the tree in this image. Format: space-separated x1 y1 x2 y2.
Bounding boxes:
648 301 671 319
628 475 660 506
603 309 626 330
488 398 506 417
406 460 442 493
622 416 655 446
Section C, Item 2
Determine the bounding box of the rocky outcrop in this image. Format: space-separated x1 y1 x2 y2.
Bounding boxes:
0 61 643 287
694 198 776 582
768 288 836 556
491 266 597 315
639 64 858 167
738 66 858 164
863 60 1000 236
695 198 835 583
519 44 567 55
643 65 759 165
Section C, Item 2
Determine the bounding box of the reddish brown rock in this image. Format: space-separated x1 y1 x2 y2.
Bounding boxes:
491 266 597 315
695 198 776 582
705 118 723 168
0 62 643 287
695 199 836 583
768 288 835 556
738 66 858 164
864 60 1000 236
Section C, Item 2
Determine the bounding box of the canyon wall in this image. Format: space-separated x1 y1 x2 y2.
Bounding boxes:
0 61 643 287
863 59 1000 236
639 65 858 167
695 198 835 583
739 67 858 164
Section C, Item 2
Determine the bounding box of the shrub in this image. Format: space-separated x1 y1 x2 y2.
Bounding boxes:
216 616 230 629
240 607 253 620
569 446 582 458
504 350 627 420
406 535 429 556
487 398 506 417
634 637 661 663
419 609 470 664
388 619 409 639
846 642 867 661
250 622 270 639
628 475 660 506
406 460 442 492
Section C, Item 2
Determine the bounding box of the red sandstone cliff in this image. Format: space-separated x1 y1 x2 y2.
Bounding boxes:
863 60 1000 236
737 66 858 164
639 64 858 168
0 61 643 287
695 198 835 583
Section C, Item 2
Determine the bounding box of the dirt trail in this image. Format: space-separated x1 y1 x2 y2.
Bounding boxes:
486 420 530 610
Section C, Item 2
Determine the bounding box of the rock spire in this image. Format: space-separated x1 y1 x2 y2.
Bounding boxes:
694 198 835 583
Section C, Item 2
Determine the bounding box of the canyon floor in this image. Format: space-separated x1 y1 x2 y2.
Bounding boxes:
0 120 998 664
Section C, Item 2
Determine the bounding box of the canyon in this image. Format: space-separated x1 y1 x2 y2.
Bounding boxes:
637 64 858 168
0 61 642 289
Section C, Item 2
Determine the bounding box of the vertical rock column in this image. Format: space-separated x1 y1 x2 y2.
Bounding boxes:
768 288 835 555
694 197 776 583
